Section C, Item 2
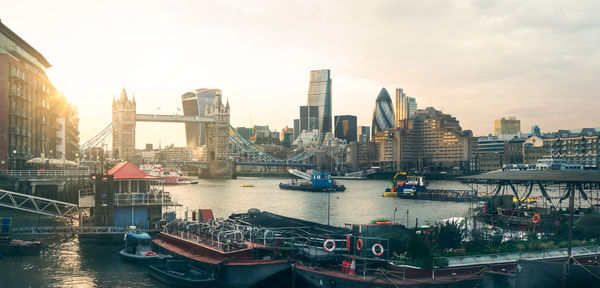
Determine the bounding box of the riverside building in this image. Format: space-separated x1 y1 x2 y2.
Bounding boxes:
0 20 79 170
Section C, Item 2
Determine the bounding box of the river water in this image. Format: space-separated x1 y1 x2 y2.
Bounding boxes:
0 177 473 287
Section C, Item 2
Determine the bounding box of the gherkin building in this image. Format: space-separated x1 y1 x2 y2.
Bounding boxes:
371 88 395 137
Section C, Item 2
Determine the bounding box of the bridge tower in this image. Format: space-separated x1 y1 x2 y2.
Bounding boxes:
112 88 136 161
205 95 231 177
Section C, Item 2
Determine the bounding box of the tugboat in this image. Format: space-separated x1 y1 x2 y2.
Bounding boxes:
384 172 426 195
119 231 171 264
149 260 216 287
279 169 346 192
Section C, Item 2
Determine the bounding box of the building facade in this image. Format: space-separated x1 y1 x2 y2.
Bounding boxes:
371 88 395 138
52 93 79 161
307 69 332 139
542 128 599 169
394 88 416 126
181 88 221 148
413 107 474 169
358 126 370 142
494 116 521 139
299 105 319 134
112 88 136 161
0 20 67 169
334 115 357 144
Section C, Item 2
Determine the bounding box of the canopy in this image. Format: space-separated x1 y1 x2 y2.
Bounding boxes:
26 157 78 167
126 232 152 240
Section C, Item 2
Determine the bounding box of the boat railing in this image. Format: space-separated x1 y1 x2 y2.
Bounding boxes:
114 192 174 206
434 245 600 268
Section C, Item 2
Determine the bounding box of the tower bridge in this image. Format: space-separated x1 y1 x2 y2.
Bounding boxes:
79 88 317 177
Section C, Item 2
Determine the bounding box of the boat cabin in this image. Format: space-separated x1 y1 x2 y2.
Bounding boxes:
124 232 153 255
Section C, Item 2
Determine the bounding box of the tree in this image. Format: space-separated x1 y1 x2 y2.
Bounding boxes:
435 220 465 250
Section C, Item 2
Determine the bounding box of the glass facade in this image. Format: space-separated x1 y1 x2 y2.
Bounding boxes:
300 105 319 133
371 88 395 138
181 88 221 148
334 115 357 144
307 69 332 139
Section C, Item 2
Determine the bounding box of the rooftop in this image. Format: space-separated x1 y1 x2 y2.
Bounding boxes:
107 162 160 180
0 19 51 68
461 170 600 184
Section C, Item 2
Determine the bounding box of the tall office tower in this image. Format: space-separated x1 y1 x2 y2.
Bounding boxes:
371 88 395 138
307 69 332 139
334 115 357 144
293 119 300 141
181 88 221 148
358 126 370 142
531 125 541 137
299 106 319 133
493 116 521 139
395 88 417 126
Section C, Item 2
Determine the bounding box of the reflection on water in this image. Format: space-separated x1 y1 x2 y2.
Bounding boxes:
168 177 473 227
0 178 472 287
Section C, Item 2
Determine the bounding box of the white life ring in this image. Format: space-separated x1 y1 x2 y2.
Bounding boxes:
372 243 384 257
323 239 336 252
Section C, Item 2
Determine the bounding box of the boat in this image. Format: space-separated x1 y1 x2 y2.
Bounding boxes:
240 184 254 187
152 210 292 288
279 170 346 192
119 232 171 264
140 164 195 185
0 217 42 256
382 191 398 197
384 173 481 202
149 260 216 287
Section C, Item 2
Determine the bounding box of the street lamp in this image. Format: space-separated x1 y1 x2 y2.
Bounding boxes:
12 149 17 171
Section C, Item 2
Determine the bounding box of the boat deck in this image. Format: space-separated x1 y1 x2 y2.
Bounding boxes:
153 232 285 266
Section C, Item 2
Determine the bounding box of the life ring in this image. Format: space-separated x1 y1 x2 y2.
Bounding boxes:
356 239 364 251
372 243 384 257
532 214 540 224
145 251 157 256
323 239 336 252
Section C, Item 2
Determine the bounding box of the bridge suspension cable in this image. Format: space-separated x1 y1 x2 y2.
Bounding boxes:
80 123 113 153
229 126 316 164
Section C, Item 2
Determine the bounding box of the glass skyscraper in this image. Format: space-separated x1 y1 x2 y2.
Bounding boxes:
372 88 395 137
307 69 332 139
334 115 357 144
395 88 417 126
181 88 221 148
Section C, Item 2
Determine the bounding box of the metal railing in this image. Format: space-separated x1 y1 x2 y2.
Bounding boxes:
0 188 79 219
1 170 91 177
10 226 142 235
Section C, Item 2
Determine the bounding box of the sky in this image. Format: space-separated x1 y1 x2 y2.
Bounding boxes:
2 0 600 148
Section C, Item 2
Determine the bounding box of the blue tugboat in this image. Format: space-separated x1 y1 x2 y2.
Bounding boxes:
279 169 346 192
384 173 426 194
119 232 171 264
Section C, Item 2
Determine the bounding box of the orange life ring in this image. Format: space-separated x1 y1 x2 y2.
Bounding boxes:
145 251 157 256
532 214 540 224
372 243 384 257
356 239 364 251
323 239 336 252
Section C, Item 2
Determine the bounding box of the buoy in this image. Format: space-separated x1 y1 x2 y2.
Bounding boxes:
532 214 541 224
145 251 157 256
372 243 384 257
356 239 363 251
323 239 336 252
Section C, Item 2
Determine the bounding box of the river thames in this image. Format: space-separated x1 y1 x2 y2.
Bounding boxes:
0 177 473 287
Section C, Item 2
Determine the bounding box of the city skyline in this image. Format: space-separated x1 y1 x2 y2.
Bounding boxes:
2 1 600 148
